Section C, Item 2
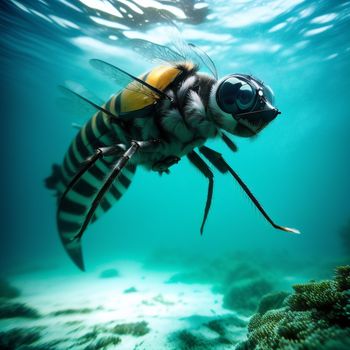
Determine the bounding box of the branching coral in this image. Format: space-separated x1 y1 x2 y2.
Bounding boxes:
236 266 350 350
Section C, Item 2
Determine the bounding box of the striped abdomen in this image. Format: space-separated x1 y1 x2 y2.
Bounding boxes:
47 108 136 270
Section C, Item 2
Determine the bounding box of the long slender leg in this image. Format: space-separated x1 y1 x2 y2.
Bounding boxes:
58 144 126 205
221 132 238 153
187 151 214 235
73 140 158 241
199 146 300 234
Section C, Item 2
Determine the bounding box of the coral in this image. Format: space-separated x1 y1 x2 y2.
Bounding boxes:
257 291 290 314
99 268 119 279
336 265 350 291
223 278 274 314
237 266 350 350
111 321 150 336
0 300 41 319
0 278 21 299
322 332 350 350
0 327 43 349
288 280 339 313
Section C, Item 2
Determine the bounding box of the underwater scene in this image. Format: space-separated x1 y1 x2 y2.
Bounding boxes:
1 0 350 349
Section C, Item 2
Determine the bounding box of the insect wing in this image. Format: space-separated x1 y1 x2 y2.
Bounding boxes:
188 43 218 79
57 83 102 120
131 37 217 78
131 38 185 65
173 36 218 78
90 59 159 100
58 85 119 120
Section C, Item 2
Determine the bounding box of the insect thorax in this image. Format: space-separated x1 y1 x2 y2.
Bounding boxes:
110 67 218 168
157 72 218 150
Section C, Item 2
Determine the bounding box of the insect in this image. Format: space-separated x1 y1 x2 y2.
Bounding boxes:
46 39 300 271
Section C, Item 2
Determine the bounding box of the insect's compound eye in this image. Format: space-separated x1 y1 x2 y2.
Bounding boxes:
236 83 255 110
217 77 256 113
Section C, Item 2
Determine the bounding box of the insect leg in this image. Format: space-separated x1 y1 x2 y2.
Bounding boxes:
59 144 126 206
199 146 300 234
187 151 214 235
221 132 238 153
72 139 159 241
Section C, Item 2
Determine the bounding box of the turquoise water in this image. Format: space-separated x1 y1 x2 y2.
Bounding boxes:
1 1 350 349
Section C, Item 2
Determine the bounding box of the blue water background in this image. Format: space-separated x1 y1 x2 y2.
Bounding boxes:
1 0 350 273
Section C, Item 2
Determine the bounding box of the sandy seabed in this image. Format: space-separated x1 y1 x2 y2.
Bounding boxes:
0 260 247 349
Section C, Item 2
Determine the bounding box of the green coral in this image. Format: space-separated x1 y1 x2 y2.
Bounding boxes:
237 266 350 350
336 265 350 291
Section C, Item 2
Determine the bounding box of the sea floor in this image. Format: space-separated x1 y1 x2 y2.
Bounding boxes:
2 250 345 350
0 260 249 350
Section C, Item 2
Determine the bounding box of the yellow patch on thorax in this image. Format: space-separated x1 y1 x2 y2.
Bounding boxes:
118 64 192 114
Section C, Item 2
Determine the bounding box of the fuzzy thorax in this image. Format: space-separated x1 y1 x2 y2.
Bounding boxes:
159 77 217 142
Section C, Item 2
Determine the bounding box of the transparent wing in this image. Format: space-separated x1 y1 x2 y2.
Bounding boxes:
130 34 218 78
188 43 218 79
58 85 119 120
90 59 170 100
56 96 94 120
131 38 185 65
172 34 218 78
66 81 104 105
57 81 104 119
